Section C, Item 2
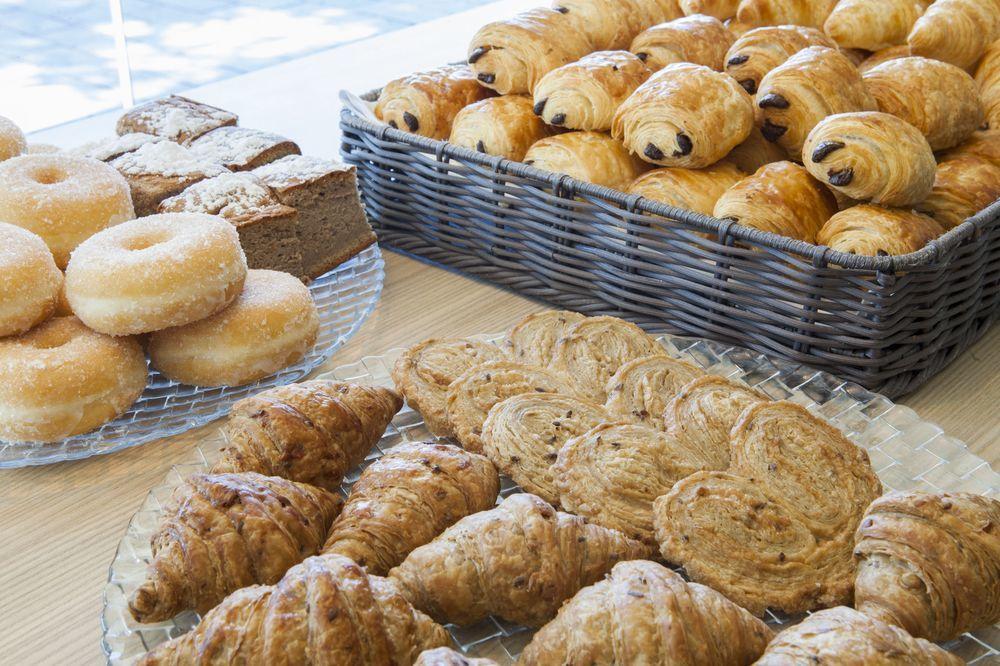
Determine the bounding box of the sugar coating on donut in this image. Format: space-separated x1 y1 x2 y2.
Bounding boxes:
0 223 63 337
111 141 228 179
0 115 27 162
70 132 165 163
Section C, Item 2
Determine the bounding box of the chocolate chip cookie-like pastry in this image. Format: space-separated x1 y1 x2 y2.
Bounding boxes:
858 44 911 74
679 0 740 18
722 126 790 172
482 392 609 505
713 161 837 242
736 0 840 29
603 354 705 427
449 95 552 161
520 561 774 666
755 606 964 666
802 112 936 207
415 649 498 666
824 0 928 52
724 25 836 95
629 15 736 71
854 491 1000 643
976 39 1000 129
915 156 1000 229
613 63 754 169
504 309 587 367
532 51 652 131
907 0 1000 70
552 0 685 52
523 131 649 190
626 162 745 215
376 65 493 140
863 57 983 151
940 129 1000 168
754 46 876 157
818 205 944 256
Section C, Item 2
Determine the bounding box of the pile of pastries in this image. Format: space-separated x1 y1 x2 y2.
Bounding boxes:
375 0 1000 256
127 309 999 665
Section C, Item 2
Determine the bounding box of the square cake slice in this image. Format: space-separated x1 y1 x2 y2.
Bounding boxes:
253 155 376 279
111 141 228 216
116 95 238 145
159 172 304 277
189 126 301 171
70 132 165 162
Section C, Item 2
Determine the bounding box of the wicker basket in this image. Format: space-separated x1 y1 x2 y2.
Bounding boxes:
340 96 1000 398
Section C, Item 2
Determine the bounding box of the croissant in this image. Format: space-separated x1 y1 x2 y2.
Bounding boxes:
613 63 754 169
736 0 839 28
523 131 649 190
415 649 497 666
376 65 493 140
629 15 735 71
976 39 1000 129
940 129 1000 168
724 25 835 95
863 56 983 151
722 126 790 172
626 162 745 216
139 554 452 666
129 472 343 623
754 46 875 157
913 156 1000 229
858 44 911 74
907 0 1000 71
388 492 648 627
322 442 500 575
755 606 963 666
603 354 705 427
449 95 551 161
824 0 927 52
215 381 403 492
679 0 740 19
802 112 936 207
854 491 1000 642
713 160 837 243
818 205 944 256
503 309 587 367
532 51 652 131
519 561 774 665
552 0 685 51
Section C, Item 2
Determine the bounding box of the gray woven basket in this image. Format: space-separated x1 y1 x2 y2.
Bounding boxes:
340 97 1000 398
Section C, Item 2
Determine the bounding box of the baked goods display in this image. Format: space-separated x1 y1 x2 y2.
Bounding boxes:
629 14 735 70
736 0 839 29
603 353 704 426
448 95 552 160
906 0 1000 70
723 25 835 94
187 125 301 171
0 114 27 162
914 156 1000 229
824 0 928 52
626 162 744 215
0 222 63 337
110 140 228 216
977 40 1000 130
376 65 494 140
116 94 237 144
553 0 685 52
502 309 586 366
818 205 945 256
522 131 647 190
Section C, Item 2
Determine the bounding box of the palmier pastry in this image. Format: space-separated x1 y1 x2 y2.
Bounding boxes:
803 112 936 207
863 57 983 151
724 25 835 95
481 392 609 505
532 51 652 131
626 162 745 216
375 65 493 140
552 0 685 52
523 131 648 190
449 95 552 161
613 63 754 168
755 606 963 666
976 39 1000 129
679 0 740 19
629 15 735 71
858 44 912 74
818 205 944 256
722 126 789 172
824 0 928 52
754 46 875 157
914 156 1000 229
713 161 837 243
603 354 704 427
940 129 1000 168
854 491 1000 643
503 309 587 367
520 561 774 666
907 0 1000 71
736 0 840 29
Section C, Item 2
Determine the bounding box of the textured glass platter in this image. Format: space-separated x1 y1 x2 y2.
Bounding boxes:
0 245 384 469
103 332 1000 665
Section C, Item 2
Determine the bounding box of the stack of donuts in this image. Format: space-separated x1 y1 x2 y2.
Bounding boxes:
375 0 1000 257
0 115 320 444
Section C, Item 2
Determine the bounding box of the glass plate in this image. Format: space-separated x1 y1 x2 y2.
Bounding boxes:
102 332 1000 665
0 245 385 469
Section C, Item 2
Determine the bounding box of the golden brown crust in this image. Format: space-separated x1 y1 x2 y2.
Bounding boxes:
519 561 774 665
415 648 497 666
553 0 685 51
603 354 705 427
523 131 649 190
913 156 1000 229
322 442 500 575
907 0 1000 71
449 95 552 161
824 0 927 51
976 39 1000 130
376 65 493 140
629 15 735 71
723 126 790 172
939 129 1000 169
858 44 912 74
613 63 754 168
802 111 936 207
724 25 835 95
818 204 944 256
680 0 740 18
129 472 343 623
387 493 648 627
503 309 587 367
626 162 745 215
736 0 840 28
854 491 1000 643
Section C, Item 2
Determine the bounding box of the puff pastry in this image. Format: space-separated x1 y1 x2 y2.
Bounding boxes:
907 0 1000 71
388 492 648 627
613 63 754 168
139 554 451 666
724 25 835 95
913 156 1000 229
976 39 1000 129
519 561 774 665
481 392 609 505
603 354 704 427
754 46 875 156
415 649 497 666
629 15 735 71
129 472 343 623
503 309 587 367
863 56 983 151
818 205 944 256
858 44 912 74
679 0 740 18
449 95 552 161
940 129 1000 168
713 160 837 242
522 131 648 190
722 126 790 172
552 0 685 51
532 51 652 131
854 491 1000 642
216 381 402 492
376 65 493 140
824 0 928 52
755 606 963 666
802 111 936 207
736 0 840 29
626 162 745 216
321 442 500 575
391 338 508 437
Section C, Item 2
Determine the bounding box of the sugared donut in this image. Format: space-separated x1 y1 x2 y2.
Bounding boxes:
0 154 134 267
65 213 247 336
0 223 63 337
148 269 319 387
0 115 27 162
0 316 147 442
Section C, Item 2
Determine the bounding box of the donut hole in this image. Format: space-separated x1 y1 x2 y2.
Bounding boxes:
28 328 74 350
123 231 171 252
29 166 68 185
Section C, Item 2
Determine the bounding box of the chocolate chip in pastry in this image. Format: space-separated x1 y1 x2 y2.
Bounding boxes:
415 648 498 666
376 65 493 140
914 156 1000 229
907 0 1000 71
552 0 685 51
679 0 740 18
532 50 652 131
736 0 840 29
613 63 754 169
803 111 936 207
522 130 649 190
449 95 553 161
724 25 836 95
629 15 736 71
503 309 587 367
976 38 1000 130
824 0 928 52
939 129 1000 169
626 162 746 216
722 125 790 172
858 44 912 74
818 204 944 256
603 354 705 427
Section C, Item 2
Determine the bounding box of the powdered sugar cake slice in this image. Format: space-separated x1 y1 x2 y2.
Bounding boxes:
188 126 301 172
116 95 237 145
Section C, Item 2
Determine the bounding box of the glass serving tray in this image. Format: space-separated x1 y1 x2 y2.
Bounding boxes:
102 332 1000 665
0 244 384 469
